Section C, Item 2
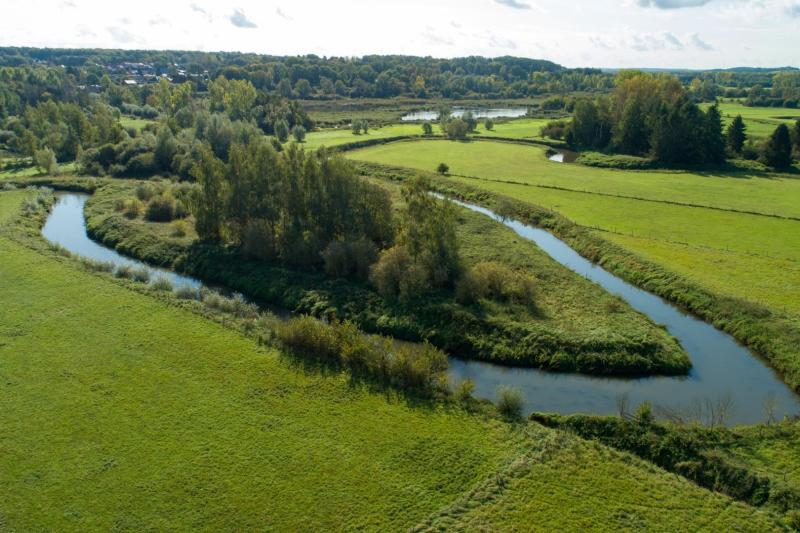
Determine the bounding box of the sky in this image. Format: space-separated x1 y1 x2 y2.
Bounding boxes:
1 0 799 69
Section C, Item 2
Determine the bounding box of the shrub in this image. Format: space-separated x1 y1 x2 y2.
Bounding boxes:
484 118 494 131
174 285 200 300
496 386 524 419
170 219 189 237
201 290 259 319
456 261 535 305
445 118 469 140
436 162 449 175
114 264 133 279
454 378 476 402
274 317 448 394
2 183 17 191
34 147 58 175
135 183 156 201
540 120 568 140
150 277 173 291
786 510 800 531
370 245 431 302
422 122 433 135
370 245 412 299
123 198 143 219
242 219 277 261
292 125 306 142
145 195 177 222
321 238 378 279
80 258 114 273
130 267 151 283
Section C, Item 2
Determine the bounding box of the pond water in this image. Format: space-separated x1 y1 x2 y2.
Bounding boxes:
401 108 528 122
43 192 800 425
547 149 579 163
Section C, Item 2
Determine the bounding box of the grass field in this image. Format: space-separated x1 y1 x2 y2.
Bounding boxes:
702 100 800 139
0 189 783 530
346 139 800 321
119 115 156 131
302 117 553 150
302 122 424 149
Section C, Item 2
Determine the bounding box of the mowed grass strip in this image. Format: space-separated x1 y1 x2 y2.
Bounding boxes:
346 138 800 218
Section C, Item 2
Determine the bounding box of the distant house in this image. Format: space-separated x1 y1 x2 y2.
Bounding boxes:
123 79 138 86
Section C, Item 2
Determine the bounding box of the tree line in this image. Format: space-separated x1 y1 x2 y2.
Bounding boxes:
545 71 800 168
0 47 614 99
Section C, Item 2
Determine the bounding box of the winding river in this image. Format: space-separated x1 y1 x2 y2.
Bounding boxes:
43 193 800 425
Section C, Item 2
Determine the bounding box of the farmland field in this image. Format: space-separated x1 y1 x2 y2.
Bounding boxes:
0 188 782 531
346 139 800 322
702 100 800 139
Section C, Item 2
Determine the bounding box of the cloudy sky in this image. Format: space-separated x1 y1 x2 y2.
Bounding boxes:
2 0 799 69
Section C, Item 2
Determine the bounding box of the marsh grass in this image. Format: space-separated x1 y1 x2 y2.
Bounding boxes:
150 277 173 291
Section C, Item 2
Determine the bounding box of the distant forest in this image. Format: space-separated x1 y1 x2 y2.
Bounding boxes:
0 47 612 99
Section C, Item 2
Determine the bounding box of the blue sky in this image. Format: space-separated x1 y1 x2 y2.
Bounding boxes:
2 0 799 68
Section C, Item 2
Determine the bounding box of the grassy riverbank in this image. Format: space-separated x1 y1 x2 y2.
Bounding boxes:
0 188 787 531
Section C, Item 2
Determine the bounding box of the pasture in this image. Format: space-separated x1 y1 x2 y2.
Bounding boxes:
346 139 800 321
703 100 800 139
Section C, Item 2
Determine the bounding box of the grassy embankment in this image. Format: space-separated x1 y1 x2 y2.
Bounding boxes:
0 188 788 531
81 178 687 375
344 139 800 390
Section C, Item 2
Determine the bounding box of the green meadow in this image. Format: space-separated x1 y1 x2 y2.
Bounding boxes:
118 115 156 131
346 139 800 322
0 188 783 530
702 100 800 139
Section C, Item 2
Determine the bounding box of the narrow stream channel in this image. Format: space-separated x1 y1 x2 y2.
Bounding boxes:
42 192 800 425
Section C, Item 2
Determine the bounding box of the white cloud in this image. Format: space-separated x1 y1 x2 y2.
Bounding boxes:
229 8 257 28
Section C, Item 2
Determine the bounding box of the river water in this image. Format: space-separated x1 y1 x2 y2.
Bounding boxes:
42 193 800 425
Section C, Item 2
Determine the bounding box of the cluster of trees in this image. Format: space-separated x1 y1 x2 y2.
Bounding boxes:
0 48 615 100
191 141 396 272
189 136 465 301
745 72 800 108
2 100 124 161
351 119 369 135
559 72 727 165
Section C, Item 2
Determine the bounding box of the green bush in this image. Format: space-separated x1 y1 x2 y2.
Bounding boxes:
135 183 156 202
150 277 173 291
274 317 448 394
170 219 189 237
145 195 177 222
123 198 143 219
456 261 535 305
321 238 378 279
496 386 524 419
80 258 115 273
130 267 151 283
454 378 475 402
174 285 200 300
114 264 133 279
